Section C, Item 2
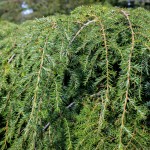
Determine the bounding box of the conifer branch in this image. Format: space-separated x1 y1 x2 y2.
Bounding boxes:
54 79 60 112
69 19 97 45
99 20 109 100
24 37 48 136
64 118 72 150
3 121 8 150
98 19 109 130
119 10 135 147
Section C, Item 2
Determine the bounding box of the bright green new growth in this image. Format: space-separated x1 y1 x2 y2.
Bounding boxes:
0 5 150 150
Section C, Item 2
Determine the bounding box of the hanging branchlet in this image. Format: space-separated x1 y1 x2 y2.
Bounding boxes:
118 10 135 149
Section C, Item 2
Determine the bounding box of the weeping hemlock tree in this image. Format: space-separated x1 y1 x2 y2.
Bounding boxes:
0 5 150 150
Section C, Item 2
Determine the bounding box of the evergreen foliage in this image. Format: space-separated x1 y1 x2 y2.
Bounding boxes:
0 5 150 150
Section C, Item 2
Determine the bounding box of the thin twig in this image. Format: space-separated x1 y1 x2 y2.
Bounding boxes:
43 101 76 132
69 19 97 45
90 91 101 98
8 54 16 63
42 122 50 132
66 102 75 109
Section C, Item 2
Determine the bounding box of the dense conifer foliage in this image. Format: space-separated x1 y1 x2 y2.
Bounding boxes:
0 5 150 150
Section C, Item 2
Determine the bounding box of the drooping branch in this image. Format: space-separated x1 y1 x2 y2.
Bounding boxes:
24 36 48 136
97 18 110 130
119 10 135 147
